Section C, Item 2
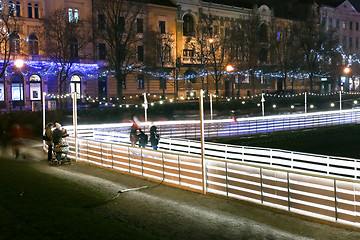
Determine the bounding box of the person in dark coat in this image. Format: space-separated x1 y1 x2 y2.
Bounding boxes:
44 122 54 161
137 129 148 148
52 123 63 160
149 123 159 150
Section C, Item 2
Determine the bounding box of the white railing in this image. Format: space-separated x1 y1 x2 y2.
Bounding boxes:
66 137 360 229
85 130 360 181
65 109 360 140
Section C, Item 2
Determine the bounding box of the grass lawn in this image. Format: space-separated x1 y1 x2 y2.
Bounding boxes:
212 124 360 159
0 159 156 240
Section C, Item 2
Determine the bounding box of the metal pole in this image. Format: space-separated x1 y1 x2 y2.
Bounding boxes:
261 93 265 117
143 93 148 122
305 92 307 113
210 93 213 120
339 90 342 111
72 92 78 162
42 92 46 151
200 89 206 194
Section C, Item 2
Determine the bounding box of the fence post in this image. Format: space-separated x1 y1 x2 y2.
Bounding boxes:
260 168 264 204
128 147 131 173
111 144 114 169
334 179 338 221
178 154 181 185
226 161 229 197
141 148 144 176
87 140 89 163
162 152 165 181
287 172 291 211
100 142 103 166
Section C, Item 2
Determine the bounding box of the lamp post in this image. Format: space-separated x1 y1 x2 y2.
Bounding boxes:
226 64 234 98
344 67 350 92
14 59 24 110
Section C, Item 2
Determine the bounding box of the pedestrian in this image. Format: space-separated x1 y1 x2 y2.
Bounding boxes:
8 124 24 158
130 124 138 146
52 123 63 160
44 122 54 161
137 128 148 148
149 122 159 150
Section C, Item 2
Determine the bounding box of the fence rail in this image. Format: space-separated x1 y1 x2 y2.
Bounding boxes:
66 109 360 140
66 137 360 229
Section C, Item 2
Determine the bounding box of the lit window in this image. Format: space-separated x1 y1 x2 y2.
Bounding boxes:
74 9 79 23
138 75 144 89
70 75 81 99
68 8 73 22
0 83 4 101
29 75 41 100
12 83 23 101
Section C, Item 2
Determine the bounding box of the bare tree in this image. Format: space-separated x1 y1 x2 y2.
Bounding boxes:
236 10 262 95
269 19 302 93
42 9 90 109
295 6 339 92
0 1 22 110
193 10 231 102
94 0 144 103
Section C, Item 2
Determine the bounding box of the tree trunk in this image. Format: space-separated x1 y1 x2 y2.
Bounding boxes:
116 72 124 104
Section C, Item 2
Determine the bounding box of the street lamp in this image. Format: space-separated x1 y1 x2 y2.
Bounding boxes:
226 64 234 98
343 67 351 92
15 59 24 110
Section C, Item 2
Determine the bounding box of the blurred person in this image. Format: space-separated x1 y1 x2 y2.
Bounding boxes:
44 122 54 161
130 116 140 146
149 122 160 150
8 124 24 158
130 124 138 146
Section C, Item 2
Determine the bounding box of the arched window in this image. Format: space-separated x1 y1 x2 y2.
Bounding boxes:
28 34 38 55
259 23 268 42
34 4 39 19
28 3 32 18
9 1 15 16
11 33 20 53
164 44 171 62
16 1 20 17
74 9 79 23
29 75 41 100
68 8 73 22
70 75 81 99
183 14 194 36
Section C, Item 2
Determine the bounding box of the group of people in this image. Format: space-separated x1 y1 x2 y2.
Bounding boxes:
44 122 69 161
130 120 160 150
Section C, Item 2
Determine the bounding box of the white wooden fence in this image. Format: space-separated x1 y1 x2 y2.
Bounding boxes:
66 137 360 229
66 109 360 140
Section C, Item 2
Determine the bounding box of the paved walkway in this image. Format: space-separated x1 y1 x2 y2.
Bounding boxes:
29 155 360 240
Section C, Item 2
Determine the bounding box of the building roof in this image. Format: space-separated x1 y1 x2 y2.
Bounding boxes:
148 0 177 8
317 0 360 12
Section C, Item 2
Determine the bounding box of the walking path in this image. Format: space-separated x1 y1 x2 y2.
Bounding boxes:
29 154 360 240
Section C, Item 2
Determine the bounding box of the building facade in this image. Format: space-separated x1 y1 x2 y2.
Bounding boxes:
0 0 354 111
